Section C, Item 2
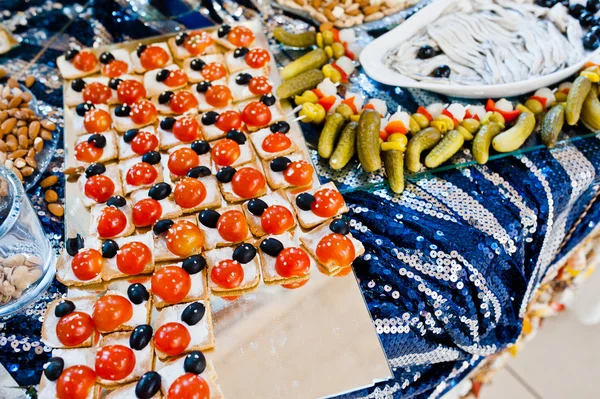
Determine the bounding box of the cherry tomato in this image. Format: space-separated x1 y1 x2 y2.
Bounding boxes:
154 322 190 357
168 147 200 176
275 247 310 277
215 110 242 132
130 100 157 125
82 82 111 104
261 205 294 235
84 175 114 203
97 206 128 238
74 141 103 163
168 373 210 399
311 188 344 218
245 48 270 69
126 162 158 186
282 279 309 289
152 266 192 303
165 69 188 87
116 241 152 274
166 220 204 257
56 365 96 399
201 63 226 81
56 312 95 346
205 85 232 108
139 46 170 70
242 102 271 127
92 295 134 332
102 60 129 78
283 160 313 187
95 344 136 381
248 76 272 95
71 248 103 281
117 80 146 105
211 139 240 167
83 108 112 133
184 31 214 56
231 167 265 199
73 51 98 72
170 91 199 114
210 259 244 289
174 177 207 208
130 130 159 155
316 233 355 268
262 133 291 153
173 116 200 142
227 26 255 47
132 198 162 227
216 210 248 242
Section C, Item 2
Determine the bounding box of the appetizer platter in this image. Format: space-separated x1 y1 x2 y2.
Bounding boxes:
49 20 391 399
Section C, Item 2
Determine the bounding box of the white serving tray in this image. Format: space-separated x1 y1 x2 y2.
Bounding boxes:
360 0 600 98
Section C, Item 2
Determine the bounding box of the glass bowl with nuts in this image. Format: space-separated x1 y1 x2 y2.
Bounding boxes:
0 166 56 317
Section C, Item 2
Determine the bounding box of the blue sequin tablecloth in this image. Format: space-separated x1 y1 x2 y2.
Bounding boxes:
0 1 599 398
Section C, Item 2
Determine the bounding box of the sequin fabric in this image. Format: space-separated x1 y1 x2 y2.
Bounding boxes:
1 1 600 398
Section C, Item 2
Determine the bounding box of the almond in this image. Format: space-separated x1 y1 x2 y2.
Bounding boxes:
44 189 58 203
48 203 64 217
40 119 56 131
40 175 58 188
24 75 35 88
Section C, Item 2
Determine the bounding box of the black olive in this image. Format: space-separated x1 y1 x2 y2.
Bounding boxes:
226 129 246 144
218 24 231 38
329 219 350 235
43 357 64 381
85 162 106 178
160 117 176 130
190 59 206 71
71 79 86 92
102 239 119 258
124 129 139 143
235 72 252 85
216 166 236 183
233 47 249 58
107 195 126 208
183 351 206 375
182 255 206 275
187 166 212 178
181 302 205 326
199 209 220 228
432 65 451 78
76 102 95 117
128 283 150 304
260 237 284 257
65 49 79 61
583 30 600 50
129 324 153 350
587 0 600 13
175 32 188 46
99 52 115 64
295 193 315 211
153 219 174 235
65 234 84 257
270 157 291 172
156 69 170 82
135 371 161 399
247 198 268 216
142 151 161 165
196 81 211 93
191 140 210 155
136 44 147 57
108 78 122 90
232 243 256 264
149 182 172 201
270 121 290 133
158 91 173 105
260 94 276 106
54 300 76 318
580 10 595 27
87 134 106 148
417 45 436 59
201 111 218 125
115 104 131 117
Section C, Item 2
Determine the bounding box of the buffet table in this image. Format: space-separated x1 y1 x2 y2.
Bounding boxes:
1 1 599 398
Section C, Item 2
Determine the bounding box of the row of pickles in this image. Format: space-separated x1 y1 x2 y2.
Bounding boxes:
273 24 600 194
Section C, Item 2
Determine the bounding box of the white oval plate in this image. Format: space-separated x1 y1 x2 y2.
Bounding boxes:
360 0 600 99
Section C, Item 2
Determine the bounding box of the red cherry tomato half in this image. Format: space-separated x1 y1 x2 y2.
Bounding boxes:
97 206 128 238
248 76 272 95
215 110 242 132
130 130 159 155
56 365 96 399
130 100 157 125
261 205 294 235
164 69 188 87
231 167 266 199
275 247 310 278
102 60 129 78
227 26 255 47
170 91 199 114
316 233 355 268
126 162 158 187
242 101 271 128
71 248 103 281
185 31 214 56
174 177 207 209
205 85 232 108
56 312 95 346
139 45 170 70
92 294 134 332
117 80 146 105
168 147 200 176
283 160 313 187
168 373 211 399
82 82 112 104
210 259 244 289
166 220 205 257
151 265 192 303
95 344 136 381
132 198 162 227
83 108 112 133
262 133 291 153
154 322 191 357
211 139 240 167
216 210 248 242
201 63 227 82
116 241 152 274
245 48 270 69
74 140 103 163
84 175 115 203
73 51 98 72
311 188 345 218
173 116 200 142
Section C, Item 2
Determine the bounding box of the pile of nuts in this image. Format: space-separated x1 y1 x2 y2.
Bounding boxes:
280 0 419 27
0 254 43 304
